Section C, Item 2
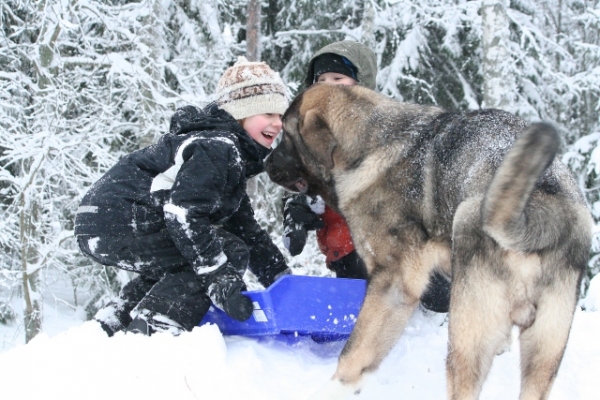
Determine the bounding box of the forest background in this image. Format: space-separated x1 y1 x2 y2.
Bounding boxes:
1 0 600 344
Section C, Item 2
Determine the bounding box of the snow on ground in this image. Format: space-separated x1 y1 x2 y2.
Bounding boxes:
0 276 599 400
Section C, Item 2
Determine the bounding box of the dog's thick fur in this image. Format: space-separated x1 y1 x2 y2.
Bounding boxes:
265 84 592 400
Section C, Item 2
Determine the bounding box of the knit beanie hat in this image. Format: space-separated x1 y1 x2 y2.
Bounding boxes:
216 56 288 120
312 53 358 83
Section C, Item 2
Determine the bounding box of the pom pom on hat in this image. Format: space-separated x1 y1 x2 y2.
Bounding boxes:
216 56 288 120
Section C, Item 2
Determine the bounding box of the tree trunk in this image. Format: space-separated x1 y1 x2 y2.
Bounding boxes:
21 194 42 343
481 0 515 110
246 0 261 62
361 0 376 50
246 0 262 199
18 4 66 342
138 0 166 148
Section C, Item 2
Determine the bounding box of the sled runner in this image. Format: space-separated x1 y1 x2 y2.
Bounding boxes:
199 275 366 342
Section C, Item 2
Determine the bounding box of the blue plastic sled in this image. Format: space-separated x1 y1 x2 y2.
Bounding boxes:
199 275 366 342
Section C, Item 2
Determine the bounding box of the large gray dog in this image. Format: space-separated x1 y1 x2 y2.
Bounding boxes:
265 84 592 400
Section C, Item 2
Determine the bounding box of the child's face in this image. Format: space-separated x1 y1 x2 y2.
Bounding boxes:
243 113 283 148
316 72 358 86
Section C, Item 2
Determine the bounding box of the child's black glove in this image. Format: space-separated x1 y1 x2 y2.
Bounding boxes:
282 195 325 256
207 266 253 321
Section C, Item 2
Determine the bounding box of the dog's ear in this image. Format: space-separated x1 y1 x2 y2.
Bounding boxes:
282 96 302 136
301 109 337 170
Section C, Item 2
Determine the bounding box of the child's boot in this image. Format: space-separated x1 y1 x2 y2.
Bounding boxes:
126 309 184 336
93 275 157 336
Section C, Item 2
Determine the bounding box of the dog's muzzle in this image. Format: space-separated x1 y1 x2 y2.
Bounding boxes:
265 147 307 193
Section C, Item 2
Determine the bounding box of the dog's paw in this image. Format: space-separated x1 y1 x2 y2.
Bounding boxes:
308 379 360 400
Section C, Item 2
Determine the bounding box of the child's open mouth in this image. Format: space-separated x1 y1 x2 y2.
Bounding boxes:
262 131 276 141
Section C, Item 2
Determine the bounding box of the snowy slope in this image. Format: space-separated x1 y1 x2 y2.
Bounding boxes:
0 275 599 400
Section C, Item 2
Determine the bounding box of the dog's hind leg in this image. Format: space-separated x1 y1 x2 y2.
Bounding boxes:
447 200 514 400
446 264 513 400
517 270 580 400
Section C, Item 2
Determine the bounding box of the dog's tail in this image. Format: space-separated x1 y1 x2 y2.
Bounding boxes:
482 123 560 250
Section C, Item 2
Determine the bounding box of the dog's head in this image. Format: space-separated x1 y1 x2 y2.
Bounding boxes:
266 84 375 207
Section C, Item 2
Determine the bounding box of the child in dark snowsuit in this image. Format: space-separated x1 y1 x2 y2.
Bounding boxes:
282 41 451 313
75 57 291 336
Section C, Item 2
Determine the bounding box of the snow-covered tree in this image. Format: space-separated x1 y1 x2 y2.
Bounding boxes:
482 0 518 110
1 0 600 340
0 0 235 341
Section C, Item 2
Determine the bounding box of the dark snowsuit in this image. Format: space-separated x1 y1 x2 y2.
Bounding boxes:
75 104 289 333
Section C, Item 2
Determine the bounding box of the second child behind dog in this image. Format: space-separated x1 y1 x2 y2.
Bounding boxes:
282 40 451 313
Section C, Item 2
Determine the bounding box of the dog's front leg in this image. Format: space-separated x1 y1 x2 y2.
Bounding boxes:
309 273 419 399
